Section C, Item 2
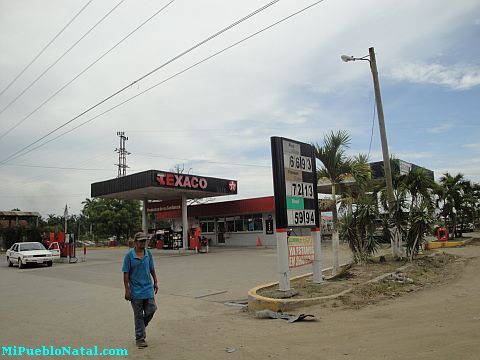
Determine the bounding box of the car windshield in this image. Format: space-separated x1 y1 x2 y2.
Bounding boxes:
19 243 46 251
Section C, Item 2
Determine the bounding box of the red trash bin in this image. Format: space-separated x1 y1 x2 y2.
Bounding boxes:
437 227 448 241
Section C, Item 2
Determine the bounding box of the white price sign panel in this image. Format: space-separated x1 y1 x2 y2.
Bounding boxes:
285 181 315 199
284 153 313 172
287 209 316 226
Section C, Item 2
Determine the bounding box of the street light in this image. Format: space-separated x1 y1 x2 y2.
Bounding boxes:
341 47 395 210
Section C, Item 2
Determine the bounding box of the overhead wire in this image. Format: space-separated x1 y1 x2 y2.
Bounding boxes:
0 0 325 167
0 0 94 98
0 0 126 120
0 0 282 166
0 0 176 142
3 163 111 171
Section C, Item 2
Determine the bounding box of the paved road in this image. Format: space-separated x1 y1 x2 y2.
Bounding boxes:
0 242 353 357
2 238 479 359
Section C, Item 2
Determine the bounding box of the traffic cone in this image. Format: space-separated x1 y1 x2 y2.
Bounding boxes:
257 237 262 247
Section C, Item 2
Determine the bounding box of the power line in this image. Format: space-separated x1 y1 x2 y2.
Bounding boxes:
0 0 94 98
0 0 176 142
0 0 126 120
3 163 111 171
0 0 281 166
0 0 280 166
0 0 326 166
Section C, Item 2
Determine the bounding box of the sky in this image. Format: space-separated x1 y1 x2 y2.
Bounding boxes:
0 0 479 217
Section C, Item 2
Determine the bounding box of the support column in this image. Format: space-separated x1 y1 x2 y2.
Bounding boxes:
276 228 290 291
182 194 188 250
311 227 323 283
142 199 148 234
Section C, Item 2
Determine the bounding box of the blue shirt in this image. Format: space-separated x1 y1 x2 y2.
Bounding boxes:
122 249 155 300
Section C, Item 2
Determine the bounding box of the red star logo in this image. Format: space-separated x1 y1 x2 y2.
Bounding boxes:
228 181 237 192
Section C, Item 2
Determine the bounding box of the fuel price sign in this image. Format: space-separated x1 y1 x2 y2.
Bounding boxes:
271 137 319 228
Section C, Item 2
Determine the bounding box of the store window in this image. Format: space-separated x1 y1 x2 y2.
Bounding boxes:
200 214 263 233
225 214 264 232
200 218 215 233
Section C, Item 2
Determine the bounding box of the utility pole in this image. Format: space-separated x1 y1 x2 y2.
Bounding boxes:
115 131 130 177
368 47 394 208
368 47 402 257
341 47 400 257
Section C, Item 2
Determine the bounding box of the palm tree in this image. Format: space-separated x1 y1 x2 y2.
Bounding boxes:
340 192 379 264
314 130 353 275
406 198 433 260
402 168 435 210
438 172 464 238
338 154 372 216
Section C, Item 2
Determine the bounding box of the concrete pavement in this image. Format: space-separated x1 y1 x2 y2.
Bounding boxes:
0 241 353 355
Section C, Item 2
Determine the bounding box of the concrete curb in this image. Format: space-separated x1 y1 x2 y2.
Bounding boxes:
247 256 432 312
425 238 473 250
248 264 353 312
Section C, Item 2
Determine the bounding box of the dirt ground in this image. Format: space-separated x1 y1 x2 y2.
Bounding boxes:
152 242 480 360
258 251 467 309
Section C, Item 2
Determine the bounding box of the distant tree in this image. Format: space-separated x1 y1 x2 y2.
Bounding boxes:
81 198 141 241
171 163 192 174
10 208 20 211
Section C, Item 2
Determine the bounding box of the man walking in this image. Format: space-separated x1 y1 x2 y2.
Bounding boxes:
122 232 158 348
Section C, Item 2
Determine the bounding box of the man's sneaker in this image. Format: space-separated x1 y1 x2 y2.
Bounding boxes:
136 339 148 348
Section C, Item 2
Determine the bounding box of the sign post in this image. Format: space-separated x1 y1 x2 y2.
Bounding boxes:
271 137 321 290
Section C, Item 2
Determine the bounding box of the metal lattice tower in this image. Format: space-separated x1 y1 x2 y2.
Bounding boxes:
115 131 130 177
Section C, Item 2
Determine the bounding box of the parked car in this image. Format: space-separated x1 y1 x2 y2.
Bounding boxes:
6 242 54 268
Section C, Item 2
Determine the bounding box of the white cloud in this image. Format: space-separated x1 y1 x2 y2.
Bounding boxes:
395 151 434 161
427 123 452 134
389 62 480 90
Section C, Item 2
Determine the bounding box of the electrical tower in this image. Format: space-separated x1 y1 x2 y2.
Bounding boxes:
115 131 130 177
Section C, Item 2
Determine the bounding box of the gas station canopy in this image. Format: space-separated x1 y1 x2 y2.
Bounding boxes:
91 169 238 201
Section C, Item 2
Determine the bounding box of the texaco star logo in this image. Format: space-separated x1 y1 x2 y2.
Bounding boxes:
228 181 237 192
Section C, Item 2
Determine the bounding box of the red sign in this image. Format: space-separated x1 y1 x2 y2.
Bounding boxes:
156 173 208 189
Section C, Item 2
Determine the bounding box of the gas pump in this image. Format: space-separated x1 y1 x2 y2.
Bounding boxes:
46 231 77 263
188 227 201 251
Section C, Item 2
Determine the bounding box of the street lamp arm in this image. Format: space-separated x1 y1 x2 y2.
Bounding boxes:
340 54 370 63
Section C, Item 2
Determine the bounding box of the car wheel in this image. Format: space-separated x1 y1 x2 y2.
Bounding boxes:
47 261 53 267
7 257 13 267
18 258 23 269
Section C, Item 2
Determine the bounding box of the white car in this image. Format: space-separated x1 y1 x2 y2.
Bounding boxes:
6 242 54 268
